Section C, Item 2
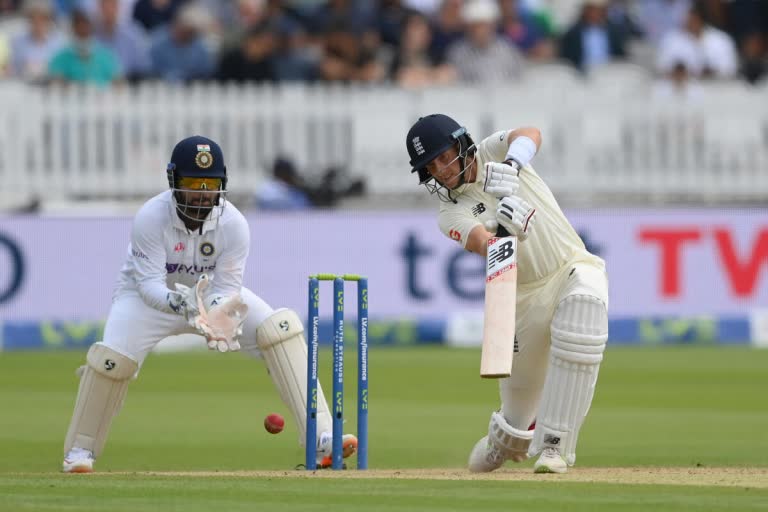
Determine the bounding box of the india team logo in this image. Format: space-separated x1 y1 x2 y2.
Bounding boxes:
200 242 215 257
195 145 213 169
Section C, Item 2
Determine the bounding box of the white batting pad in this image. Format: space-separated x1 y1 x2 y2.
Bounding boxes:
528 294 608 465
255 308 332 446
468 411 534 472
488 411 534 462
64 343 138 457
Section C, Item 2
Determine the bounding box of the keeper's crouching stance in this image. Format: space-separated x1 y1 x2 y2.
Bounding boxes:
63 136 356 473
405 114 608 474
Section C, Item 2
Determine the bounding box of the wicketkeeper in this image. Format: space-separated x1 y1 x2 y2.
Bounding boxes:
62 136 357 472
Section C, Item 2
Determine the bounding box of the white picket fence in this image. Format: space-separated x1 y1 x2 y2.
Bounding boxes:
0 77 767 211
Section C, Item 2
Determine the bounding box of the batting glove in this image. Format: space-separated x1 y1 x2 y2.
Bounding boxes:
167 274 208 320
496 196 536 241
483 161 521 198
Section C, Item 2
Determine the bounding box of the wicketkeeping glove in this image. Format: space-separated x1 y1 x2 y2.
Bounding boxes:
195 293 249 353
496 195 536 241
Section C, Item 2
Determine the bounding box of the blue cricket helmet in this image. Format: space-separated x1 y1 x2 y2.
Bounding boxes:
166 135 227 190
406 114 475 185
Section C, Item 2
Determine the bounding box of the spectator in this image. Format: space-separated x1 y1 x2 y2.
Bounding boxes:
272 20 319 82
739 32 767 84
132 0 188 32
51 0 79 17
656 4 739 79
93 0 151 82
726 0 768 50
390 11 456 88
446 0 524 84
149 4 214 83
499 0 555 61
0 0 21 14
254 157 312 210
430 0 464 62
403 0 441 16
217 23 277 83
80 0 138 25
636 0 691 46
217 0 267 53
304 0 373 36
652 60 704 102
0 34 9 77
48 9 120 86
374 0 416 49
318 18 385 83
604 0 643 41
10 0 65 82
559 0 629 73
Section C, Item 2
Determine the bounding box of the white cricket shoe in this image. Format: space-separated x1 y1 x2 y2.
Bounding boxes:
63 447 94 473
468 435 507 473
316 431 358 469
533 447 567 474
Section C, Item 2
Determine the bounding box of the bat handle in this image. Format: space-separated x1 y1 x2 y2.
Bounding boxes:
496 225 510 237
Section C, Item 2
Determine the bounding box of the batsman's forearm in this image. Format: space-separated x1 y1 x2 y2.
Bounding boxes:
466 224 493 257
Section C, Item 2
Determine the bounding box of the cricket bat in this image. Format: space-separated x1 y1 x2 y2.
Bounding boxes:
480 225 518 378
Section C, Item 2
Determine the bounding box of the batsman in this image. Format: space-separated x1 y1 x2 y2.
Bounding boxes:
406 114 609 474
62 135 356 473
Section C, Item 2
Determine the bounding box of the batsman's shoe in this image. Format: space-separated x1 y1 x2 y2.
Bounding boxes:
533 447 567 474
468 412 534 473
468 436 507 473
63 447 94 473
317 432 358 469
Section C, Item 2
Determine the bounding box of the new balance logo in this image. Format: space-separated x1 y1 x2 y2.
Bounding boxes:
544 434 561 446
488 241 514 266
471 203 486 216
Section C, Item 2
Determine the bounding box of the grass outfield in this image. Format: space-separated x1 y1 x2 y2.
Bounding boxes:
0 346 767 511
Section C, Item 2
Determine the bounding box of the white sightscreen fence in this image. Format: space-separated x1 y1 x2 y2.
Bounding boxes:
0 81 767 210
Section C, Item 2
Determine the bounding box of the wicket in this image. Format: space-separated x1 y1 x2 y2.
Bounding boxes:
305 273 368 470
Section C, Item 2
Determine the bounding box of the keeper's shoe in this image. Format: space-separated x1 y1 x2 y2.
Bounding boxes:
63 448 94 473
533 447 567 474
317 433 358 469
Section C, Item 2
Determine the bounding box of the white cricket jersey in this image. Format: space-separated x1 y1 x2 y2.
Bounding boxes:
437 131 604 285
114 191 250 313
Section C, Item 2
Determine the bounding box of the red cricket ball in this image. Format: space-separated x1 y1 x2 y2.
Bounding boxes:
264 413 285 434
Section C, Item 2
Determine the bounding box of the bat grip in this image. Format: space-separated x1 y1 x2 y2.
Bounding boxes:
496 225 510 237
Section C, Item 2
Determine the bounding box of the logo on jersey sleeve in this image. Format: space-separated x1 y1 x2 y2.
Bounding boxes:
200 242 215 257
131 248 148 260
449 229 462 242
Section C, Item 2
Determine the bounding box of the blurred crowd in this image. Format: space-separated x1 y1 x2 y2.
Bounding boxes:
0 0 765 88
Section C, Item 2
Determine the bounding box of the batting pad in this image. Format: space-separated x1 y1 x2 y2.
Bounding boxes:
64 343 138 457
489 411 534 462
529 294 608 465
255 309 332 446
